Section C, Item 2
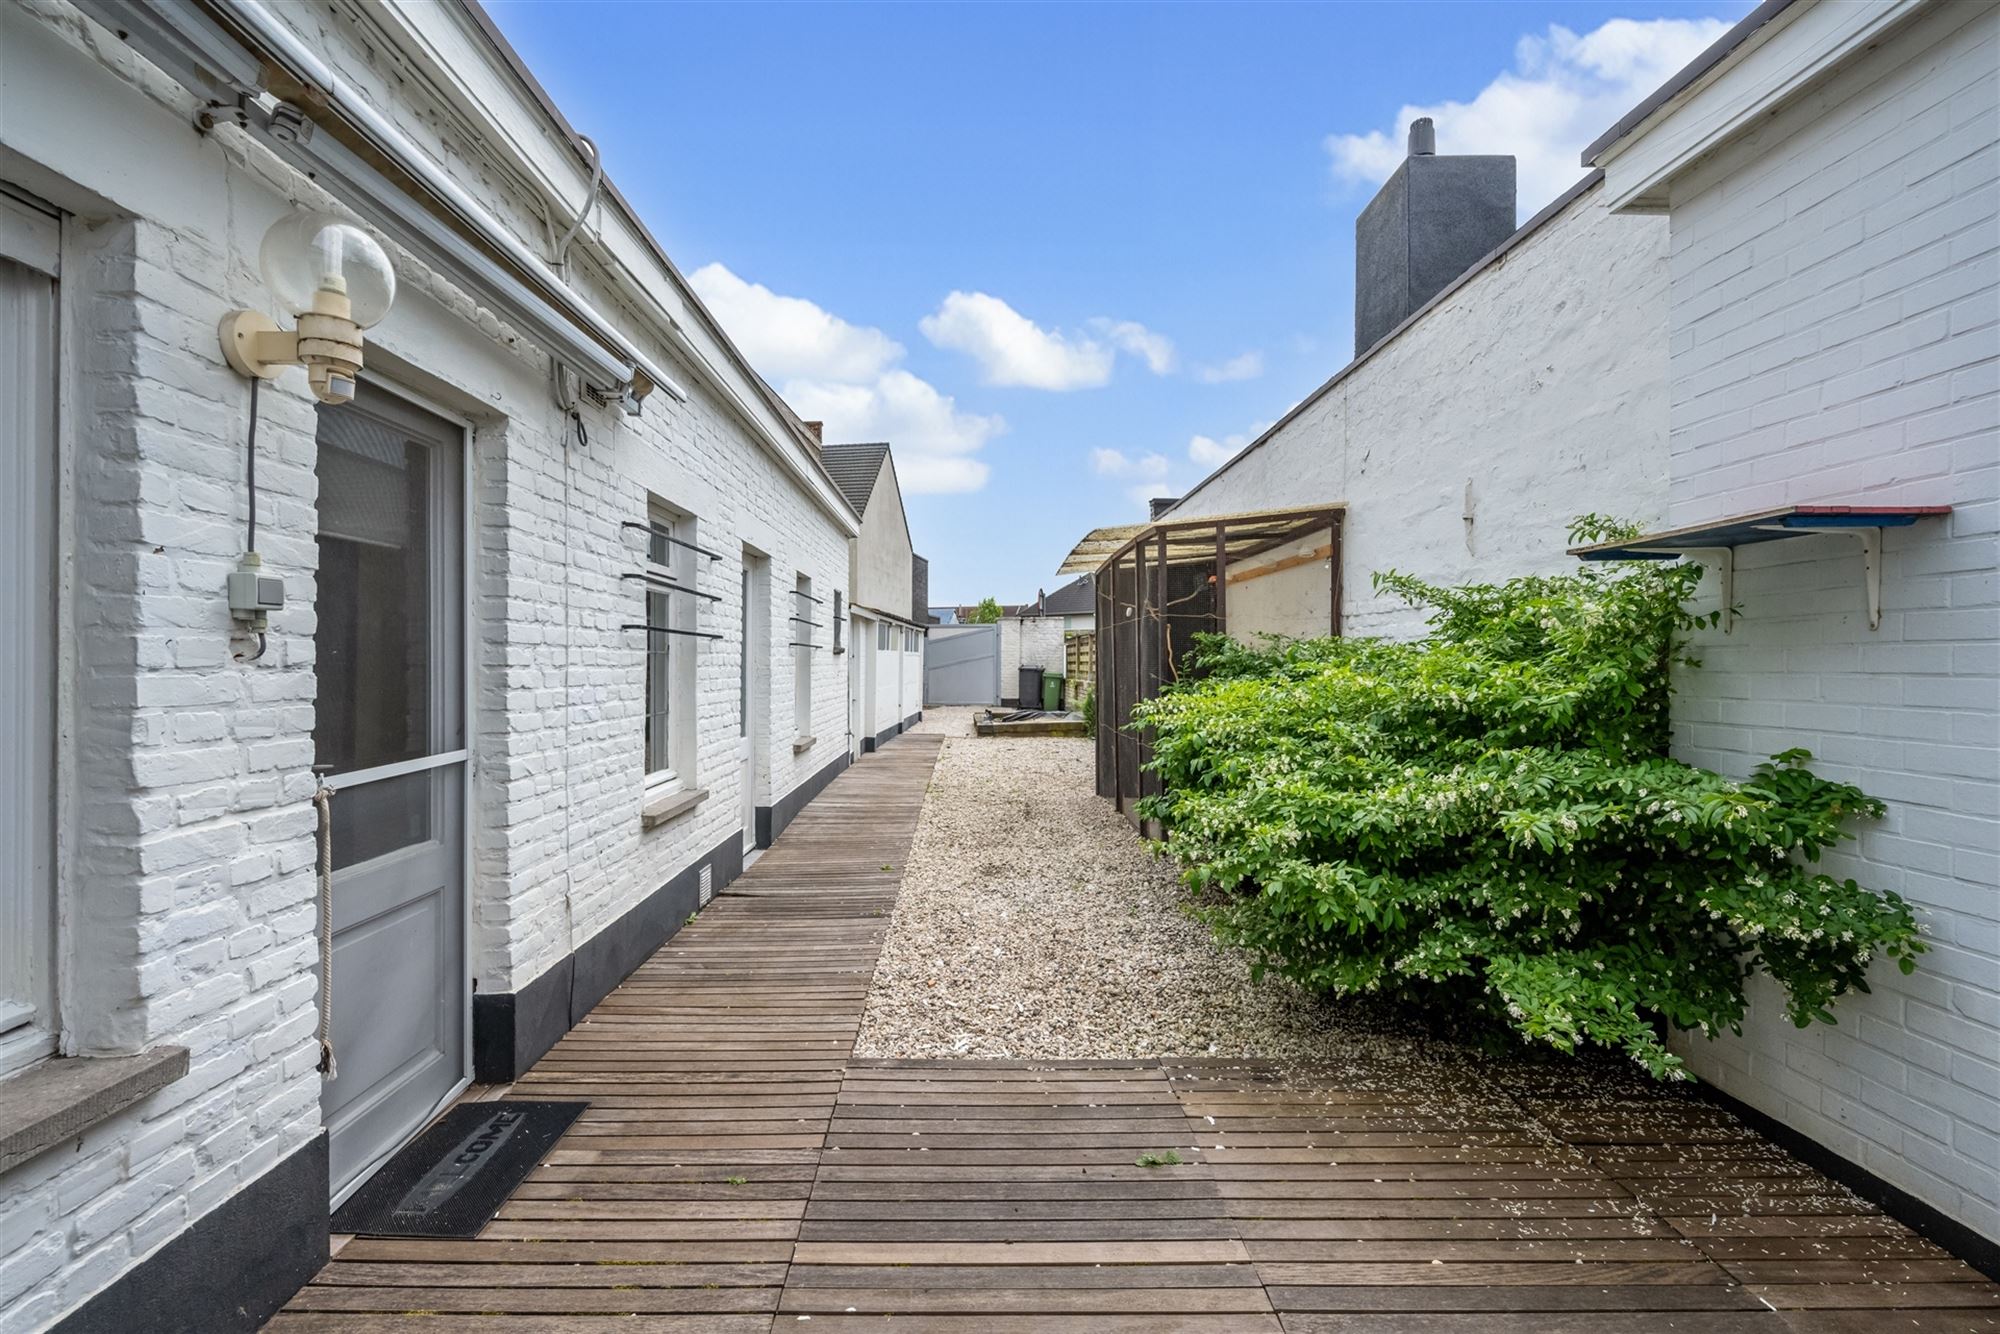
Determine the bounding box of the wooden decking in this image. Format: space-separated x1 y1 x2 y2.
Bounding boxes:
273 732 1998 1332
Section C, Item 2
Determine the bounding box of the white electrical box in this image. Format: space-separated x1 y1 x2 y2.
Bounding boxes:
229 556 284 630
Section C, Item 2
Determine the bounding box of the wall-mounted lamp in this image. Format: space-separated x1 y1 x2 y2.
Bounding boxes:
219 212 396 404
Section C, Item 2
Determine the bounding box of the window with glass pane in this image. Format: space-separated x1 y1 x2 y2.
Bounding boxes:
2 218 60 1068
793 574 813 737
645 510 676 780
315 403 447 773
832 591 843 652
739 567 751 737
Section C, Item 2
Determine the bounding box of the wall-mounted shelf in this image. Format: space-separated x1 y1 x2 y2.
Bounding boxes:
1569 504 1952 632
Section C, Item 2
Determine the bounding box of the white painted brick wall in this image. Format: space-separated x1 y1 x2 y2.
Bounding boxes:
998 616 1067 700
467 358 850 992
1168 183 1672 640
0 10 329 1327
1658 1 1999 1239
0 0 855 1325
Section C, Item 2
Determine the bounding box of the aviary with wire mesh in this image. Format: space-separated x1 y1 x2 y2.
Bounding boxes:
1064 505 1344 827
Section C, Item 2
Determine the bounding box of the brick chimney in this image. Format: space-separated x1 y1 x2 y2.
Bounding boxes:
1354 118 1516 354
801 419 823 456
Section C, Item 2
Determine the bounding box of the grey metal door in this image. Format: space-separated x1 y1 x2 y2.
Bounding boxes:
314 385 467 1201
925 625 1000 705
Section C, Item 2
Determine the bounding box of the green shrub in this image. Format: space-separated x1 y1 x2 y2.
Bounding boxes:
1135 518 1923 1078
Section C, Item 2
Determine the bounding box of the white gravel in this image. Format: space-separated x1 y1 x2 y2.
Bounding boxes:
856 707 1450 1073
858 709 1872 1215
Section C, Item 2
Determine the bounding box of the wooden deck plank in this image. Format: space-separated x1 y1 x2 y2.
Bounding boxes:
270 731 1988 1329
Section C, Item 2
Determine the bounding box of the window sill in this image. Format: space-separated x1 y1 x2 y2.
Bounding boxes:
793 735 816 754
641 785 708 830
0 1046 189 1174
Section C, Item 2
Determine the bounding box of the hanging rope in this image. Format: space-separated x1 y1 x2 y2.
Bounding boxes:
313 782 338 1080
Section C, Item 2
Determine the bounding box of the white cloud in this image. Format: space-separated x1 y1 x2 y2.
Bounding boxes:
1091 319 1178 375
1091 447 1171 480
689 263 1002 494
922 292 1114 390
1188 420 1270 469
689 262 903 382
920 293 1178 389
1187 433 1243 468
1094 419 1275 515
784 370 1002 494
1090 447 1178 512
1325 16 1733 216
1196 351 1265 384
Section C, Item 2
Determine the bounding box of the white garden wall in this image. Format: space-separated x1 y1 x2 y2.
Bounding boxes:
1168 182 1673 641
999 616 1068 702
1638 0 1999 1240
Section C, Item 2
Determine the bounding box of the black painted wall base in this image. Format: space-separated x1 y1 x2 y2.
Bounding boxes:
756 750 850 847
473 831 743 1082
58 1131 329 1333
1697 1081 2000 1281
862 712 926 754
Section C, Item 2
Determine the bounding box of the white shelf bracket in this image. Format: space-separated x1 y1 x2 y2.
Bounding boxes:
1686 547 1735 633
1854 527 1883 630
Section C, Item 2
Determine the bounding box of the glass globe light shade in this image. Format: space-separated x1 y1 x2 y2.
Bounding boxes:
258 212 396 329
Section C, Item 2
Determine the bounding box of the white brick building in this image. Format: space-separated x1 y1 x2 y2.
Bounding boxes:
0 1 860 1327
819 441 927 756
1161 174 1673 638
1588 0 1999 1251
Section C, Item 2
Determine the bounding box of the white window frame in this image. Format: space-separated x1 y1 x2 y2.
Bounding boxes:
1 188 61 1076
792 574 814 739
643 501 695 792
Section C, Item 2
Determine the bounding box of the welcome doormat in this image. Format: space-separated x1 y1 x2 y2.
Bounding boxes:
331 1100 586 1239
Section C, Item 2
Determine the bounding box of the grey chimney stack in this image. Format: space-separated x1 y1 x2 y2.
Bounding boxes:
1353 119 1515 354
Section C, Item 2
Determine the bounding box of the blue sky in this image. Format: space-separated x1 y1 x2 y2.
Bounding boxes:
485 1 1750 604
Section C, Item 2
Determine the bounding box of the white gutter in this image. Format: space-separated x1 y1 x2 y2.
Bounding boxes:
73 0 861 529
71 0 686 403
224 0 686 402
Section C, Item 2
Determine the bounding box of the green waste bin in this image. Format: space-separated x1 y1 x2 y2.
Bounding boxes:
1042 672 1065 712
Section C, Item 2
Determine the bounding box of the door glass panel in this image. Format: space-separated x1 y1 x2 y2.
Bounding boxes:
330 769 436 870
315 401 451 773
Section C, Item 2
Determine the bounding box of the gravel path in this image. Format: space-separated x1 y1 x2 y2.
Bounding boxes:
856 708 1447 1073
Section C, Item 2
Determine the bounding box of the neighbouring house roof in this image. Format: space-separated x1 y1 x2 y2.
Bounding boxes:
1580 0 1800 167
1032 575 1095 617
1058 503 1346 576
913 554 932 623
820 442 892 516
